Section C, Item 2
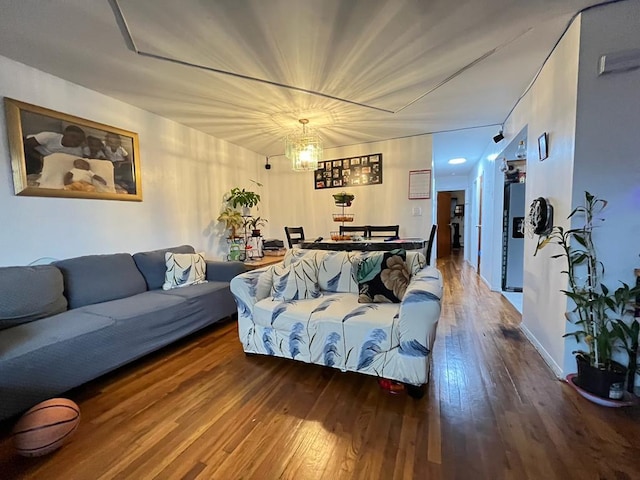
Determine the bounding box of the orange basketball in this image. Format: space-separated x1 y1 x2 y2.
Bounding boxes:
12 398 80 457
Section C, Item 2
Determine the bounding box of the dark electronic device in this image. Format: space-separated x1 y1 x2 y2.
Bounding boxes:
529 197 554 235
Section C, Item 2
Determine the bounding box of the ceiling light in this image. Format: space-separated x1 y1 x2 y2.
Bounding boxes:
493 130 504 143
285 119 323 172
487 153 498 161
516 140 527 159
448 157 467 165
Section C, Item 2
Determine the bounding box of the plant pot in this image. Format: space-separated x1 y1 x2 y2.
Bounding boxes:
575 353 627 399
251 229 261 237
332 192 354 206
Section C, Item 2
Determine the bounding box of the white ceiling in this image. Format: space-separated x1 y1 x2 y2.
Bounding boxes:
0 0 602 175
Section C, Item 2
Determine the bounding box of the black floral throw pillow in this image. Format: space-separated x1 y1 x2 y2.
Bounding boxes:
357 249 410 303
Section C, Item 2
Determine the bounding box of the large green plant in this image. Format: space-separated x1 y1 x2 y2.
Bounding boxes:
535 191 640 374
226 180 262 209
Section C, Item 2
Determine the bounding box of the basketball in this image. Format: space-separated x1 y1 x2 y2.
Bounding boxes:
12 398 80 457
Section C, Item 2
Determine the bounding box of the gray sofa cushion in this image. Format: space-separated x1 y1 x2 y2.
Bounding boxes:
54 254 147 309
0 309 115 362
0 309 115 419
205 260 246 282
0 265 67 330
159 281 237 320
81 290 186 322
133 245 195 290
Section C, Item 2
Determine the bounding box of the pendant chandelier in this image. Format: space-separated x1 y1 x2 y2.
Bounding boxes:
285 119 323 172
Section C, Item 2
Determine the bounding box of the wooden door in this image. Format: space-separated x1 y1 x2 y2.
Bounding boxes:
437 191 452 258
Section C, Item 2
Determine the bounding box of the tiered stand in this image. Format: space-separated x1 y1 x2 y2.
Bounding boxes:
331 194 354 240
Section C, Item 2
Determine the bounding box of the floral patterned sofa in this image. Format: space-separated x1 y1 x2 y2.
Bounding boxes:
230 248 443 397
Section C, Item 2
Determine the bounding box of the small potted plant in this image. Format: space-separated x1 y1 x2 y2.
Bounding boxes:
217 207 244 239
247 216 268 237
535 191 640 399
332 192 355 207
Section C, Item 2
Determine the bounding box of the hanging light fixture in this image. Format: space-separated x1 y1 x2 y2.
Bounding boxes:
516 140 527 159
285 119 323 172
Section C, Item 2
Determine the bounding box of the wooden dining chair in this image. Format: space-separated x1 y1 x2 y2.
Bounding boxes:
339 225 368 237
425 224 437 265
284 226 305 248
367 225 399 238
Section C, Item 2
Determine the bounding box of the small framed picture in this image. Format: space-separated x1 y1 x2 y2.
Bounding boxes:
538 132 548 161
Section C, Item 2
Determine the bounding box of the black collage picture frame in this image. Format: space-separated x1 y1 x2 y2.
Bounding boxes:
314 153 383 190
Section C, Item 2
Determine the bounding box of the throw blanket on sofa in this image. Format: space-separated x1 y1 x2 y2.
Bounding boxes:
230 249 443 386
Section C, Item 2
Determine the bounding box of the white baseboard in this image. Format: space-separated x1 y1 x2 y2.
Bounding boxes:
519 323 563 379
480 274 492 289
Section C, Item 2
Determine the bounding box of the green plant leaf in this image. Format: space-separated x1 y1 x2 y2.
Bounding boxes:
357 256 383 283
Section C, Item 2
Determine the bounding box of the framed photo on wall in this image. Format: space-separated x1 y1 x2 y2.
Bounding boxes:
314 153 383 189
538 132 549 161
4 98 142 201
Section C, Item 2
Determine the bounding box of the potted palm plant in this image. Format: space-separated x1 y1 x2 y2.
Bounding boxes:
535 191 640 399
247 216 268 237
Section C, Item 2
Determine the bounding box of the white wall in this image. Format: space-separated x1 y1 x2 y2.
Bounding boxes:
496 0 640 377
467 155 497 285
567 1 640 374
503 17 581 376
262 135 433 243
0 55 263 265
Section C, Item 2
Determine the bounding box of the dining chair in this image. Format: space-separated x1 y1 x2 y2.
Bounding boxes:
425 224 437 265
284 226 305 248
339 225 368 237
367 225 400 238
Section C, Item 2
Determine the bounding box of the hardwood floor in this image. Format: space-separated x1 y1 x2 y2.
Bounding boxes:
2 252 639 479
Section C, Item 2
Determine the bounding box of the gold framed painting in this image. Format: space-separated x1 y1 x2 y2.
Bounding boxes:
4 98 142 201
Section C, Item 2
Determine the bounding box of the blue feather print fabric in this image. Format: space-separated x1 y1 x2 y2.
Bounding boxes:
357 328 387 369
326 271 341 291
177 265 192 285
402 290 440 304
399 339 429 357
311 297 339 314
343 304 378 322
234 297 251 318
289 322 305 359
271 271 290 300
243 272 261 298
263 327 276 355
323 332 341 367
271 302 294 325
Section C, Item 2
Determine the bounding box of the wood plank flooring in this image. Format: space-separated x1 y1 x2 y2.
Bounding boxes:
1 251 639 479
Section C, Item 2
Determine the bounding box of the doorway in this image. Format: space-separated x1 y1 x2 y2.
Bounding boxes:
436 191 451 259
471 175 483 275
436 190 466 260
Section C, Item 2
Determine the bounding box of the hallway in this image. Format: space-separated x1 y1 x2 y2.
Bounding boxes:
434 252 640 478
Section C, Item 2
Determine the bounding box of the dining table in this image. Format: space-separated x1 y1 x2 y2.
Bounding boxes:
298 237 428 252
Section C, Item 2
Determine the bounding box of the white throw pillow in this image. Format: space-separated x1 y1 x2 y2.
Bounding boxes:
271 257 321 301
163 252 208 290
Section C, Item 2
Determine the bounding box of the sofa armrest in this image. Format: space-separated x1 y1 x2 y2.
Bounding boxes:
206 260 246 282
398 266 443 355
229 266 274 318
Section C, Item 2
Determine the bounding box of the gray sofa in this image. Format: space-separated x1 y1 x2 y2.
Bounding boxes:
0 245 245 421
